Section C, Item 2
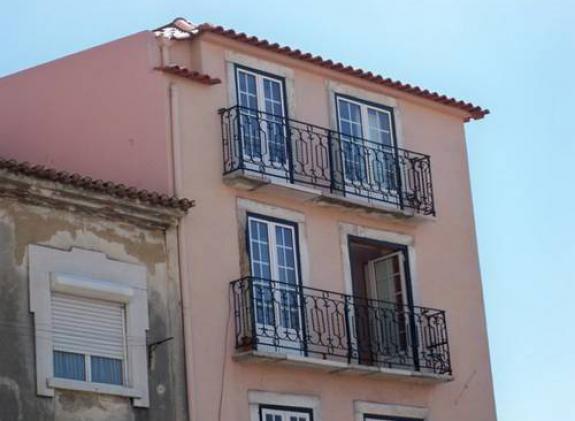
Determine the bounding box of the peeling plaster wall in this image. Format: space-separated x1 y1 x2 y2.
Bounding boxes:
0 196 188 421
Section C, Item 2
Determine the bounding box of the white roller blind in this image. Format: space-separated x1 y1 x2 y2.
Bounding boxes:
51 292 126 360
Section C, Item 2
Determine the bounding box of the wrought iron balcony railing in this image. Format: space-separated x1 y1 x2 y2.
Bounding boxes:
231 277 452 376
220 105 435 216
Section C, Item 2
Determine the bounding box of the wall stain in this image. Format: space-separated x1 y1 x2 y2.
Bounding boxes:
0 377 23 421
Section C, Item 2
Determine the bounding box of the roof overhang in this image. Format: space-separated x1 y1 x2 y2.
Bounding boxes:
155 18 489 121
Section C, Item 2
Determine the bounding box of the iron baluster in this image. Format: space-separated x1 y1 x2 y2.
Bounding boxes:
220 106 435 216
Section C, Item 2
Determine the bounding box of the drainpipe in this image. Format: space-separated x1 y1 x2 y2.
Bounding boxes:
164 39 198 421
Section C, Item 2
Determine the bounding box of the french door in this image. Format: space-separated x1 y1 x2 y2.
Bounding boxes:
336 96 399 199
365 251 409 363
236 67 288 174
247 215 303 352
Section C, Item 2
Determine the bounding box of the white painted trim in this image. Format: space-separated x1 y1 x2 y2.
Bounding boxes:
238 199 310 287
29 245 150 407
248 390 320 421
50 273 135 303
354 400 428 421
338 223 419 305
47 377 143 399
225 51 296 118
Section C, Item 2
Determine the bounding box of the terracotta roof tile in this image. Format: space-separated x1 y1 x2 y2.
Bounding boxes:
155 18 488 121
0 157 194 212
156 65 221 85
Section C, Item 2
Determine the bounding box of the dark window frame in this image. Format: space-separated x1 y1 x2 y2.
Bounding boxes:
259 404 314 421
334 92 398 147
234 63 290 120
245 212 303 287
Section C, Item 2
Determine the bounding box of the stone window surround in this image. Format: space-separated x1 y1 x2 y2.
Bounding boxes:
354 400 428 421
338 222 419 305
28 245 150 407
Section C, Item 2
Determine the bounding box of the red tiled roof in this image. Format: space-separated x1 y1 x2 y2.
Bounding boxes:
156 65 221 85
155 18 488 121
0 157 194 211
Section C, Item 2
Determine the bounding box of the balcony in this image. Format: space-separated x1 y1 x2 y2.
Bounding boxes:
230 277 452 381
220 105 435 217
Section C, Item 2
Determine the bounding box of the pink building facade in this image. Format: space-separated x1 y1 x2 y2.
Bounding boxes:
0 18 497 421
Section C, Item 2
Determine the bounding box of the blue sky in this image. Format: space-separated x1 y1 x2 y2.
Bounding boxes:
2 1 573 419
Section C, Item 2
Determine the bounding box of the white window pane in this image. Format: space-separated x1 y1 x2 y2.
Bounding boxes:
249 220 271 279
238 71 258 110
91 356 123 385
339 100 362 138
275 226 296 284
350 102 362 124
53 350 86 381
367 109 392 146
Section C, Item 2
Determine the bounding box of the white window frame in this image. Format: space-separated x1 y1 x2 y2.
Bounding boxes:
366 251 408 306
327 80 404 149
247 214 300 284
238 198 310 287
236 66 287 118
29 245 150 407
335 94 400 198
247 213 304 353
336 95 396 147
354 401 428 421
338 222 418 305
248 391 320 421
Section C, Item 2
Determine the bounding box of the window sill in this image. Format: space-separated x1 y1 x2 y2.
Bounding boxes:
47 377 143 399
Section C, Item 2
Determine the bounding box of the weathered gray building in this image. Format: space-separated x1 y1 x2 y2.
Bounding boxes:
0 158 192 421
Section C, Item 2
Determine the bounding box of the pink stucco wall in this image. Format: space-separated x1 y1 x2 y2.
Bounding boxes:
0 32 171 193
169 33 497 421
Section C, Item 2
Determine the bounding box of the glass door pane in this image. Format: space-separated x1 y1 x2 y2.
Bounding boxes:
367 108 397 191
247 216 302 351
236 68 287 171
338 98 367 183
237 70 262 160
263 78 287 164
275 225 299 331
248 219 274 326
368 252 408 359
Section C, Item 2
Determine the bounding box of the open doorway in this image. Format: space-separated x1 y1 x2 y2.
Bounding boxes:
348 236 414 367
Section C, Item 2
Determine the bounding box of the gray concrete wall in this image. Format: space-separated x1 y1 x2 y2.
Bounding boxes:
0 184 188 421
